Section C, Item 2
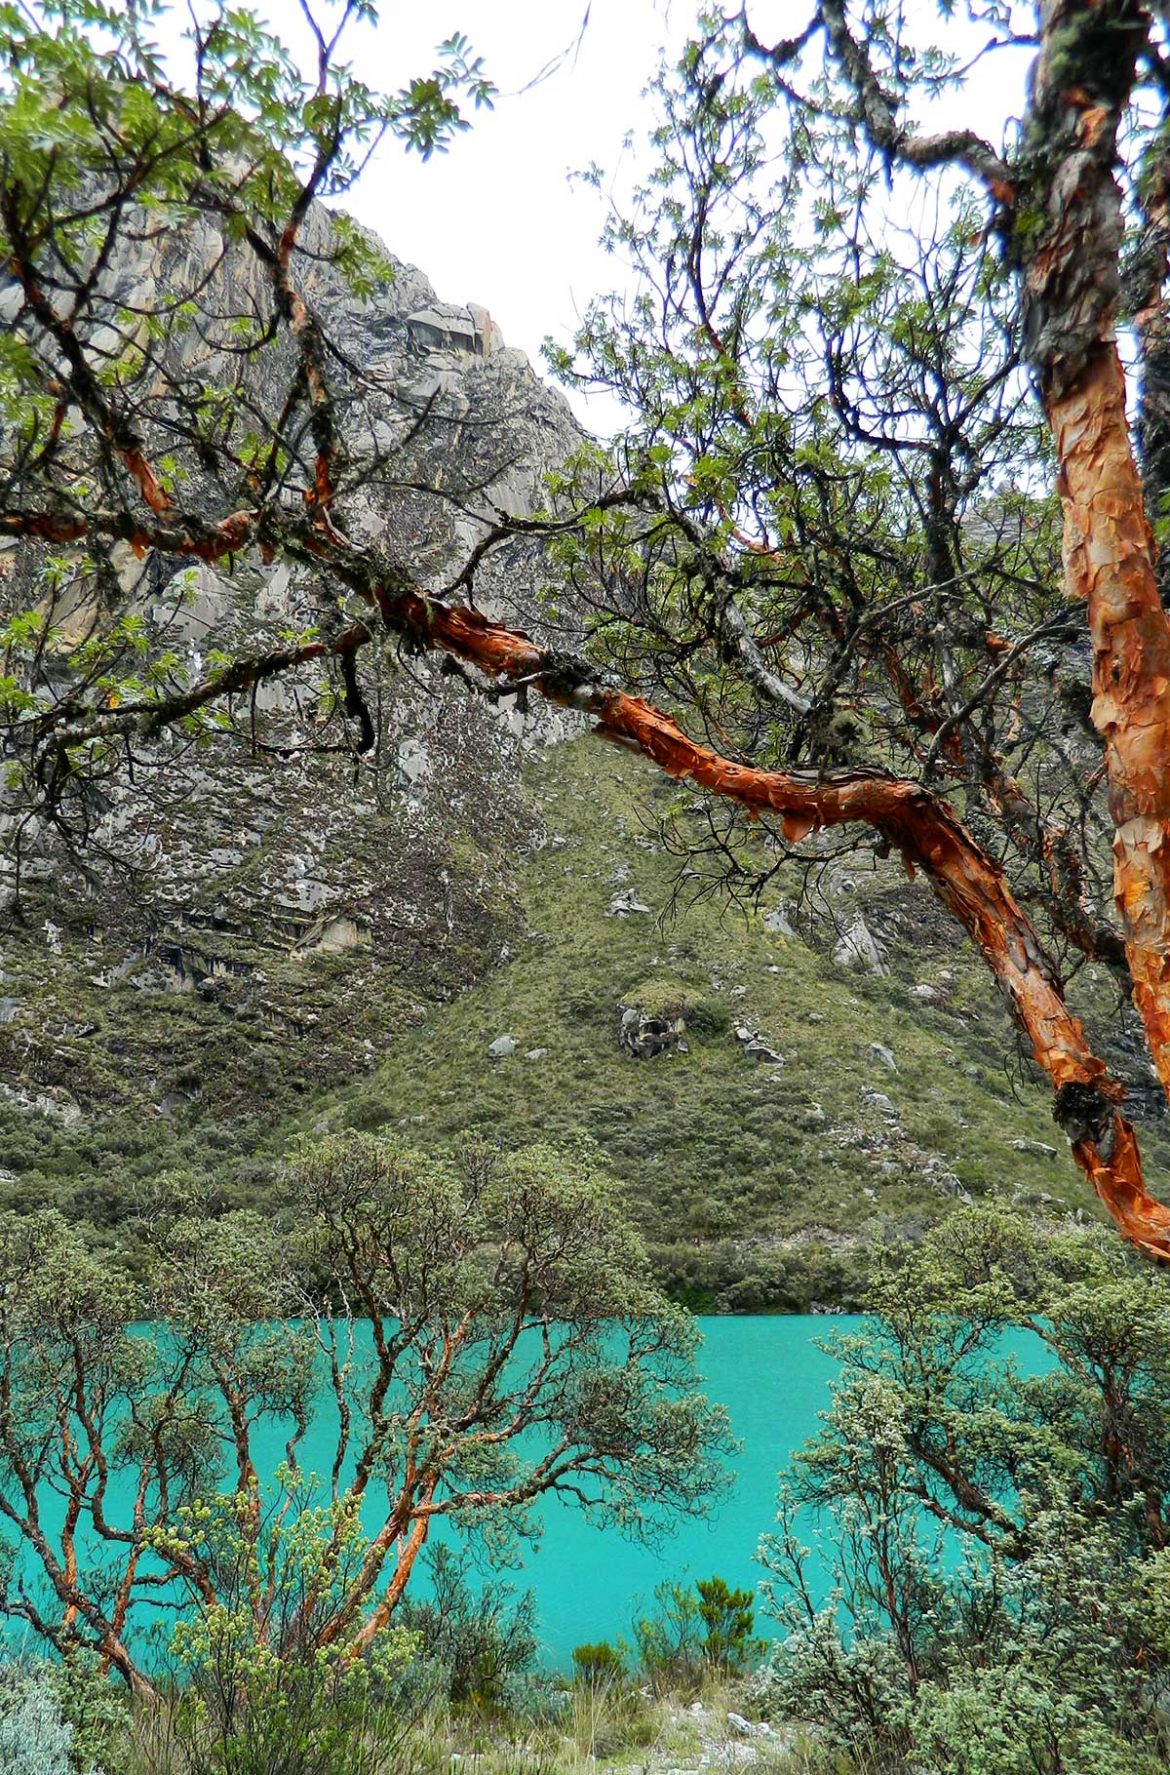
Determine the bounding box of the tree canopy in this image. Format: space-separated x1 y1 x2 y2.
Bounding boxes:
0 1134 729 1692
758 1207 1170 1771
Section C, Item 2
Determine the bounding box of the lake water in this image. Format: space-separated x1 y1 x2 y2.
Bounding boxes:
239 1313 855 1666
9 1312 1056 1670
5 1315 849 1671
511 1313 850 1664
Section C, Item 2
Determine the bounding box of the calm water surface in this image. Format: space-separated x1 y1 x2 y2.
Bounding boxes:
518 1313 850 1663
16 1315 1051 1668
244 1313 855 1665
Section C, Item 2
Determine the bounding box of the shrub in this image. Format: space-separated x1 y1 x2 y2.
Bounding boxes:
0 1662 93 1775
396 1544 538 1707
755 1209 1170 1772
157 1488 419 1775
695 1576 760 1674
571 1641 626 1689
634 1574 761 1694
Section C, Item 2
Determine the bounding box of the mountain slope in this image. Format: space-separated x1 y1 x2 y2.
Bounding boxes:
318 738 1161 1308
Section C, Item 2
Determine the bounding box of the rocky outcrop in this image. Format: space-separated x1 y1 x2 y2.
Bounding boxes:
0 202 583 1132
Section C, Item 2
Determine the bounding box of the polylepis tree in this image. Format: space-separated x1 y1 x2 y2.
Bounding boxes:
5 2 1170 1250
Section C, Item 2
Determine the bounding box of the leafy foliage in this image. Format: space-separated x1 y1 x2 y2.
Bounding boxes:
396 1545 537 1709
0 0 497 864
160 1488 417 1775
756 1207 1170 1771
0 1136 729 1691
634 1572 761 1695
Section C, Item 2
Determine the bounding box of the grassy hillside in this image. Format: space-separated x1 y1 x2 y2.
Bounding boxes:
1 733 1163 1306
322 739 1150 1308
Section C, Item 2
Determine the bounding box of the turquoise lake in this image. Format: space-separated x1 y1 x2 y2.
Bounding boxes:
10 1313 1051 1670
238 1313 854 1667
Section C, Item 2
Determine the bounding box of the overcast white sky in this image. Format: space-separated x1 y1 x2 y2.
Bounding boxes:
253 0 696 430
161 2 1034 433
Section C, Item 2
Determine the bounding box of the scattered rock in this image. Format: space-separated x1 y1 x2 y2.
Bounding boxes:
796 1102 827 1129
930 1165 971 1201
743 1041 784 1065
524 1047 548 1061
621 1010 686 1059
868 1041 897 1072
834 913 888 975
763 902 796 937
727 1713 754 1737
910 983 938 1001
487 1034 517 1060
607 887 652 917
1012 1137 1058 1159
862 1088 898 1118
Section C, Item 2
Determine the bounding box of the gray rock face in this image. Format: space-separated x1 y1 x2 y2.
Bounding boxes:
834 914 889 976
763 902 796 938
0 199 586 1120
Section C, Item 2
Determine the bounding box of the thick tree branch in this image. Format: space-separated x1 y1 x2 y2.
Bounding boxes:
361 582 1170 1257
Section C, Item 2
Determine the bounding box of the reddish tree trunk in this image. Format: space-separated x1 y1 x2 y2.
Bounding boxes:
1022 2 1170 1124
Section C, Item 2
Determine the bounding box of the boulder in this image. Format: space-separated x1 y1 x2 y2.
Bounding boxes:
620 1009 685 1059
834 913 889 975
487 1034 517 1060
1012 1137 1058 1158
764 901 796 937
607 887 652 917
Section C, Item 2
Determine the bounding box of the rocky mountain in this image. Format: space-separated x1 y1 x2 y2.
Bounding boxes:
0 200 580 1169
1 203 1165 1296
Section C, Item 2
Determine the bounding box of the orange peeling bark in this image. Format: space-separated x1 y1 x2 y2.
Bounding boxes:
1047 342 1170 1108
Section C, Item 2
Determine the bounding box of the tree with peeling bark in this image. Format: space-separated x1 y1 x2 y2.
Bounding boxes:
547 0 1170 1256
0 1135 729 1693
6 0 1170 1252
756 1207 1170 1770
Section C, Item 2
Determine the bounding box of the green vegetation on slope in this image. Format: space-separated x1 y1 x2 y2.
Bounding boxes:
325 740 1146 1308
2 735 1165 1304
